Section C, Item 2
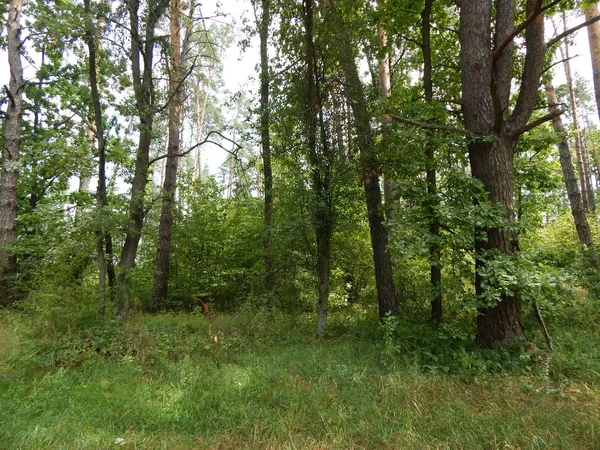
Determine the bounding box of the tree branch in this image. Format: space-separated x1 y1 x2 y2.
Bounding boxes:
382 113 473 135
547 14 600 48
148 130 241 166
493 0 561 60
514 108 564 136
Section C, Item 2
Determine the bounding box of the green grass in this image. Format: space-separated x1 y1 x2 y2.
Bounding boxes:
1 307 599 449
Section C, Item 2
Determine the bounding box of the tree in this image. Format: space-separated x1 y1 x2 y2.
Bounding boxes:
254 0 276 299
545 81 597 267
460 0 549 345
151 0 184 310
117 0 169 319
331 1 398 319
584 2 600 123
0 0 24 305
303 0 334 336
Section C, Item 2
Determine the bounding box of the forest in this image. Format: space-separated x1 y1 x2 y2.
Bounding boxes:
1 0 600 448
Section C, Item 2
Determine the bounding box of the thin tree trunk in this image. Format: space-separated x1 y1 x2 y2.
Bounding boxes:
546 83 597 267
337 37 398 319
304 0 333 337
421 0 442 324
257 0 275 298
585 3 600 125
0 0 24 305
377 0 395 219
558 15 595 212
117 0 169 319
152 0 183 310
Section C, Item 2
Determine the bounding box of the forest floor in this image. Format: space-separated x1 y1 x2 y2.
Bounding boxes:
1 302 599 449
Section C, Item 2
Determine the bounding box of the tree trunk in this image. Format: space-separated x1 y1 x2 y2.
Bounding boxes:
421 0 442 324
560 32 595 212
377 0 395 220
117 0 169 319
85 0 115 314
304 0 333 337
257 0 275 299
337 38 398 319
152 0 182 310
546 83 597 267
460 0 546 346
585 3 600 125
0 0 24 305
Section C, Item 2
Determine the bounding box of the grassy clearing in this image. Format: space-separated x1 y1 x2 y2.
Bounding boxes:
1 307 599 449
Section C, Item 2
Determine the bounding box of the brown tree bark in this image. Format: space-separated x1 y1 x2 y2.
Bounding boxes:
151 0 183 310
117 0 169 319
546 83 598 267
337 37 398 320
460 0 546 346
421 0 442 324
0 0 24 305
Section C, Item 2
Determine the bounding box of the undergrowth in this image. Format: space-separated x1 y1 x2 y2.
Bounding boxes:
1 296 599 449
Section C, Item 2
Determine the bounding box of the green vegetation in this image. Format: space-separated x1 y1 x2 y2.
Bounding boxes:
1 294 599 449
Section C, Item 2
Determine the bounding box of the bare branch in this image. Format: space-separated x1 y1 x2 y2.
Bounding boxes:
493 0 561 60
148 130 241 166
547 14 600 48
514 108 564 136
382 113 473 135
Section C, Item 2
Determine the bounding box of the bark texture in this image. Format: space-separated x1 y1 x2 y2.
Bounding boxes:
151 0 183 310
0 0 24 305
460 0 546 346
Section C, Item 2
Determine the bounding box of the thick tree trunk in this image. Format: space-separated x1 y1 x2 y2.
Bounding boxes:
117 0 168 319
0 0 24 305
151 0 182 310
469 137 525 346
337 37 398 319
546 83 597 267
460 0 545 346
422 0 442 324
258 0 275 298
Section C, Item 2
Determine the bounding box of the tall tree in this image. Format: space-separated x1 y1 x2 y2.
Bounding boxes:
117 0 169 319
256 0 275 299
460 0 548 345
0 0 24 305
545 82 597 267
85 0 116 314
557 15 596 212
421 0 442 324
303 0 333 337
151 0 183 310
332 2 398 319
584 2 600 123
